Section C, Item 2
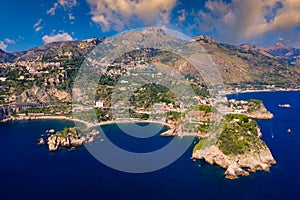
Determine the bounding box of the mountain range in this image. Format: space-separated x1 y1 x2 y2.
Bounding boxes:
191 36 300 88
1 34 300 90
1 35 299 65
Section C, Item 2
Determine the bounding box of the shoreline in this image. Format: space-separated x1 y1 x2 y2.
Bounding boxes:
225 88 300 95
1 88 294 134
1 115 173 130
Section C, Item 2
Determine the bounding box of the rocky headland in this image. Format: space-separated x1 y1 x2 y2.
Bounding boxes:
192 114 276 179
193 143 276 179
245 103 274 119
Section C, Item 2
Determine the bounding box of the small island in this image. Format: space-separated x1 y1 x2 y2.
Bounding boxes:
38 127 100 152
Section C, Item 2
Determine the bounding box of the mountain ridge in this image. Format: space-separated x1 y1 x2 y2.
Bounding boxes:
1 34 300 90
1 35 299 65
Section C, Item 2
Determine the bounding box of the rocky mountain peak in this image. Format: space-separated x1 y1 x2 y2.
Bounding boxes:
191 35 219 44
266 41 293 51
264 41 300 64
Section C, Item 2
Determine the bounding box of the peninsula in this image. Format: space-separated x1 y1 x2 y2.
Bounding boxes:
192 114 276 179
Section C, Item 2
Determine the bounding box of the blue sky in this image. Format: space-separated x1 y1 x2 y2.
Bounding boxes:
0 0 300 52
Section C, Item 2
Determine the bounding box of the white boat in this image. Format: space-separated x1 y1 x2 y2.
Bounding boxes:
279 104 291 108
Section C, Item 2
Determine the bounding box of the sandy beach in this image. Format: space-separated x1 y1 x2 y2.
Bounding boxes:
1 115 173 130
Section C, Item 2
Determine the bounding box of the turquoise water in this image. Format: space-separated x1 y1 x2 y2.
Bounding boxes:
1 91 300 199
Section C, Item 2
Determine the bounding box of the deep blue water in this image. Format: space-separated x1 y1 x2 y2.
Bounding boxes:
1 91 300 199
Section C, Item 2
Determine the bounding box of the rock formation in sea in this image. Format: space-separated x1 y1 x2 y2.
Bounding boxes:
44 127 99 152
38 138 45 146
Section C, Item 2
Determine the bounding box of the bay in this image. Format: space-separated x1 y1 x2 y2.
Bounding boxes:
1 91 300 199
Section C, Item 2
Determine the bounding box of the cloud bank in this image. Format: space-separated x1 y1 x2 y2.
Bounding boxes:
86 0 177 32
196 0 300 43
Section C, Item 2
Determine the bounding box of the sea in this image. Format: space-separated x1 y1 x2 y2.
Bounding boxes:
1 91 300 200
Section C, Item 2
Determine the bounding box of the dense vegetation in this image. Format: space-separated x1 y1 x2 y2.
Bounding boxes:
129 83 178 108
218 114 266 155
193 114 267 156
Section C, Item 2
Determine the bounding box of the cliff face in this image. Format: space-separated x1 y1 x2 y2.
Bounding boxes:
193 144 276 179
17 86 71 103
0 105 18 120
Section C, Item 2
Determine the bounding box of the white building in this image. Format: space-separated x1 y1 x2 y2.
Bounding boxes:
0 77 7 82
18 76 25 80
95 101 104 108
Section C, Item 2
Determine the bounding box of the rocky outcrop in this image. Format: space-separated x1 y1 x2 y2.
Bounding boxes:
38 138 45 146
246 104 274 119
191 35 219 44
48 135 59 151
193 144 276 179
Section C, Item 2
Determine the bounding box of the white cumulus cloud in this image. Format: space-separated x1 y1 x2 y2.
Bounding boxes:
86 0 177 32
196 0 300 43
42 32 73 44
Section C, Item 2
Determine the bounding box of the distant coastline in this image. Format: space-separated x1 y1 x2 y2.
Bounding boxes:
225 88 300 95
